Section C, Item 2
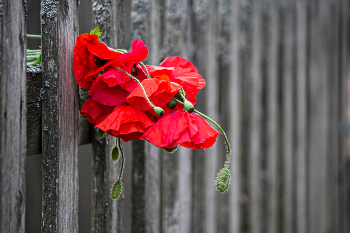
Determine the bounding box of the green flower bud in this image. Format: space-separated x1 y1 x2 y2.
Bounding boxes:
98 128 106 139
215 168 231 193
112 146 120 161
154 106 165 116
111 180 123 199
164 146 178 153
184 100 195 113
166 99 177 110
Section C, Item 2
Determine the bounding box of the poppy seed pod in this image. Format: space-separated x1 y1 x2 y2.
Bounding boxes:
154 106 165 116
184 100 194 113
112 146 120 161
164 146 178 153
112 180 123 199
166 99 177 110
215 168 231 193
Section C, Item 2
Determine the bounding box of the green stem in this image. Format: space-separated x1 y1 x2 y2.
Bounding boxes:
117 138 125 181
140 62 151 79
113 67 156 109
27 34 41 39
173 98 231 169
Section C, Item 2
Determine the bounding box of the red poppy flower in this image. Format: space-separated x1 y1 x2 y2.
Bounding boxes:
145 57 205 104
95 105 154 142
80 98 115 124
142 111 219 151
160 57 206 102
73 33 121 90
126 76 182 111
88 75 130 106
119 39 149 73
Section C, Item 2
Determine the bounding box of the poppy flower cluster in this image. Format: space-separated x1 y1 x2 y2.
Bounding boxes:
73 28 231 198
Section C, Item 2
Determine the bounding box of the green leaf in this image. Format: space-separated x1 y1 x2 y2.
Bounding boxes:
98 128 106 139
90 27 102 37
111 180 123 199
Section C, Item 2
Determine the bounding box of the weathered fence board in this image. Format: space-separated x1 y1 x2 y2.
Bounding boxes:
19 0 350 232
90 1 125 232
266 0 280 232
40 0 79 232
295 1 308 232
131 1 161 232
0 1 27 232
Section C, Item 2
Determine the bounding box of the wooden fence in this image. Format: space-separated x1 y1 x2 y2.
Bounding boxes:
1 0 350 232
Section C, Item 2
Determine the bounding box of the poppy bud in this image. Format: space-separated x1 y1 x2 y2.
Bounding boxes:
111 180 123 199
98 128 106 139
166 99 177 110
184 100 194 113
112 146 120 161
164 146 178 153
215 168 231 193
154 106 165 116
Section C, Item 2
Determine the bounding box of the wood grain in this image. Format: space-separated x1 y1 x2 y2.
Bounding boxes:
0 0 27 232
90 1 125 232
41 0 79 232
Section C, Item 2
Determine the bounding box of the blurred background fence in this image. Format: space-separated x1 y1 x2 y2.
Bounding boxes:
1 0 349 232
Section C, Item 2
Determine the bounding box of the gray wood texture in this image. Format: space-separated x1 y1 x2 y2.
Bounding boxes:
0 0 27 232
21 0 350 232
131 1 161 232
40 0 79 232
90 1 125 232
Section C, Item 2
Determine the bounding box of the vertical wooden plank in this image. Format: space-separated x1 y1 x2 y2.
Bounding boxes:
90 1 125 232
216 0 231 231
191 0 219 232
41 0 79 232
161 0 187 232
0 0 27 232
340 1 349 232
130 1 161 232
295 0 308 233
249 1 263 232
281 1 296 233
308 0 330 232
266 0 281 232
228 0 241 232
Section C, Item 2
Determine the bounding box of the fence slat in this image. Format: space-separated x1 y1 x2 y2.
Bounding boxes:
228 0 242 232
340 2 349 233
249 1 263 232
0 0 26 232
41 0 79 232
192 1 219 232
308 0 330 232
90 1 125 232
266 1 280 232
131 1 161 232
281 1 296 233
295 1 308 233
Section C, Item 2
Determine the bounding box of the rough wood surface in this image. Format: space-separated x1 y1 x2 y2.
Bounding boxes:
130 1 161 232
90 1 125 232
0 0 27 232
41 0 79 232
281 1 296 233
295 1 308 232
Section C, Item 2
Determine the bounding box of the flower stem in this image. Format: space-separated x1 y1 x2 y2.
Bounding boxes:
27 34 41 39
173 98 231 169
140 62 151 79
112 67 157 109
117 138 125 181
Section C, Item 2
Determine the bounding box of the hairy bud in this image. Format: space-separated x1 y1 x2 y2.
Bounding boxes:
112 146 120 161
215 168 231 193
112 180 123 199
166 99 177 110
154 106 165 116
184 100 194 113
